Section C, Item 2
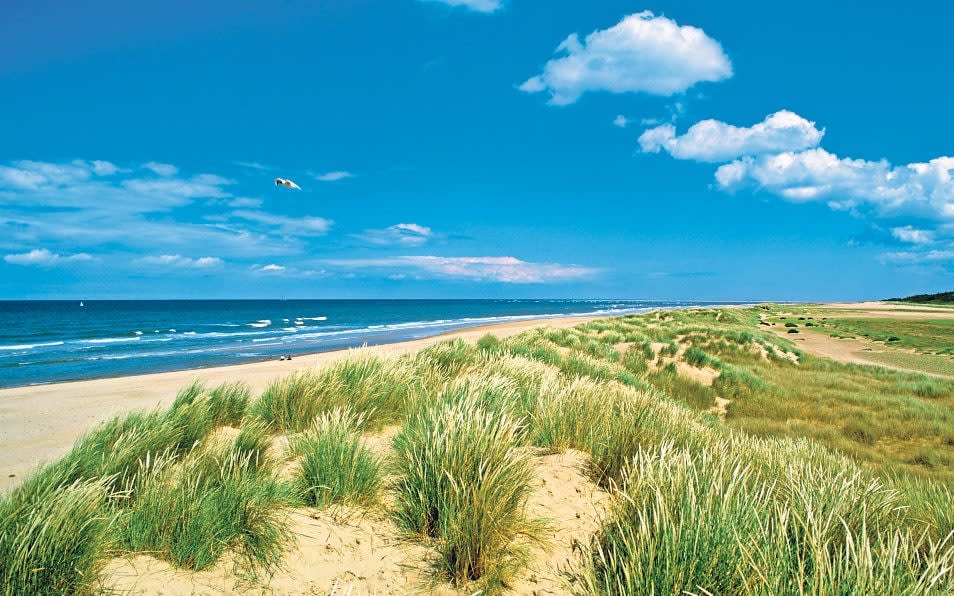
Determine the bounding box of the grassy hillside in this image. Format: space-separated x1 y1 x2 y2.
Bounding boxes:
2 306 953 594
888 290 954 305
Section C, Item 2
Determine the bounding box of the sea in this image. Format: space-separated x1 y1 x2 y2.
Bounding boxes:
0 299 734 388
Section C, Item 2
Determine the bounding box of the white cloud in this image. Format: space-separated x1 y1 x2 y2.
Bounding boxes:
228 197 263 208
714 149 954 220
891 226 934 244
357 223 433 246
257 263 286 273
639 110 824 162
324 255 598 283
140 254 223 268
881 248 954 263
314 171 354 182
143 162 179 177
419 0 502 13
90 160 119 176
0 160 235 212
4 248 93 266
251 262 326 278
0 159 323 265
235 161 268 170
613 115 630 128
520 11 732 105
122 173 233 201
231 210 333 236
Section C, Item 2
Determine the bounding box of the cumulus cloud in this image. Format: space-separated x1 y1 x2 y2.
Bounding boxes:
639 110 825 162
324 255 597 283
639 109 954 247
357 223 434 246
418 0 502 13
891 226 935 245
4 248 93 266
714 149 954 220
520 11 732 105
314 171 354 182
143 162 179 177
140 254 223 268
613 115 630 128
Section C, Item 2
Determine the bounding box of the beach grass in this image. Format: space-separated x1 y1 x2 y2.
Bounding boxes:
393 395 545 590
294 408 382 508
251 352 415 432
3 304 954 593
0 479 112 596
121 448 290 573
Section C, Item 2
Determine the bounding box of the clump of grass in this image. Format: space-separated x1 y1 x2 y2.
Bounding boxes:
903 379 951 399
0 479 112 595
581 438 954 595
683 346 716 368
122 449 290 574
645 368 718 410
413 338 479 378
393 397 544 589
252 353 413 432
294 408 382 508
583 442 769 594
231 421 273 470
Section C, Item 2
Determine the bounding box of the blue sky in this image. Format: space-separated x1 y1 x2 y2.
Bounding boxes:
1 0 952 300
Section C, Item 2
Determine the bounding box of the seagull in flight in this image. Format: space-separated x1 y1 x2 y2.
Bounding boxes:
274 177 301 190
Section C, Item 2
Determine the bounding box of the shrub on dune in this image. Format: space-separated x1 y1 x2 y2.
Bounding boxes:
393 397 544 589
294 408 382 508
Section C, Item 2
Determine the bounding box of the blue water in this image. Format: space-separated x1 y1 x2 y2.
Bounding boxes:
0 299 731 388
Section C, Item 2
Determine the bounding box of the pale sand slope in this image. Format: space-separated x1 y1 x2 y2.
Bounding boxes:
101 448 610 596
0 316 598 492
818 300 954 319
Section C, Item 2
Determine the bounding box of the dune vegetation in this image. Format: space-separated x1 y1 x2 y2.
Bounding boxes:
2 306 953 594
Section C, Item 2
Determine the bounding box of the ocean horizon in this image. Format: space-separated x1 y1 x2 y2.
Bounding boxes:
0 299 744 388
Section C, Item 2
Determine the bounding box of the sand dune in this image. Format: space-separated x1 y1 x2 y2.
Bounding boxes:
0 315 598 493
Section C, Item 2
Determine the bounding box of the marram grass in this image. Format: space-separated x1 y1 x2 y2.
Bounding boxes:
121 448 290 573
252 352 415 432
0 478 113 596
294 408 382 508
393 395 546 590
3 305 954 594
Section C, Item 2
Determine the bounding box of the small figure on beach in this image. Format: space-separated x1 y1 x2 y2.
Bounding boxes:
274 177 301 190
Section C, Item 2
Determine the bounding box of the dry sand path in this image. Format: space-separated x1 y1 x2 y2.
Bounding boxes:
0 316 597 492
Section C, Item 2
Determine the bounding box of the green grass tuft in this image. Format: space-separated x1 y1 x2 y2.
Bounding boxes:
393 396 544 589
294 408 382 508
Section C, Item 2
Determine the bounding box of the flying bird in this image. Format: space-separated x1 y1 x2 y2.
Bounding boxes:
274 177 301 190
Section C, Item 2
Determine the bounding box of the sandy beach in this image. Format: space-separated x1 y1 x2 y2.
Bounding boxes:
0 314 599 492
